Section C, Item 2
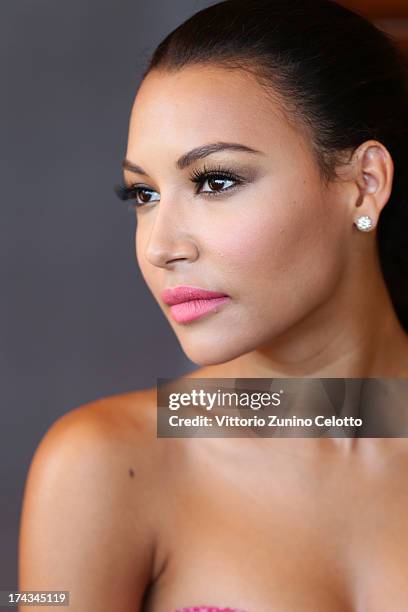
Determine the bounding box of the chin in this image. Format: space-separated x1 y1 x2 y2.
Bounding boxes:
175 333 255 367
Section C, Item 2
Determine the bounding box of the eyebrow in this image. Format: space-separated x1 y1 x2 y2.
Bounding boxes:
121 141 264 175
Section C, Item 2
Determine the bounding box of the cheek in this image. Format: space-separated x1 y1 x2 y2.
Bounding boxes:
212 187 346 312
134 225 152 288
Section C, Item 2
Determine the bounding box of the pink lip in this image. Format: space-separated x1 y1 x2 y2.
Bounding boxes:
161 285 231 324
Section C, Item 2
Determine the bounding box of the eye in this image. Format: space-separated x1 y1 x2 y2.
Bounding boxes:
133 187 160 206
190 164 245 197
114 184 160 208
114 164 247 209
198 175 235 194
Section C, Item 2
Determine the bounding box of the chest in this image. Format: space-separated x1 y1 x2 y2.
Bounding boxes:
145 444 408 612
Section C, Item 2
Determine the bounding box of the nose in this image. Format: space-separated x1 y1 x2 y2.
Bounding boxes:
142 199 199 268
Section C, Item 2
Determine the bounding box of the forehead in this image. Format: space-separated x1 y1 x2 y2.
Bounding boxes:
127 65 307 161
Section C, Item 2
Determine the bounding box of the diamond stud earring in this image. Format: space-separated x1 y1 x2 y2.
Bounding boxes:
355 215 374 232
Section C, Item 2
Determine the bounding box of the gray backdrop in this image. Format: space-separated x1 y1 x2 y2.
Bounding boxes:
1 0 214 590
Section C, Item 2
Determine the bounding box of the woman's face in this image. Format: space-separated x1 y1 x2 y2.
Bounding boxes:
124 65 351 365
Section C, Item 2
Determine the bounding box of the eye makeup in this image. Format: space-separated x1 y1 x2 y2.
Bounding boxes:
189 163 247 196
114 162 256 209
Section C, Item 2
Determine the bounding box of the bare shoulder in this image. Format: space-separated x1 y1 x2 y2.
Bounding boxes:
19 387 161 610
23 386 161 485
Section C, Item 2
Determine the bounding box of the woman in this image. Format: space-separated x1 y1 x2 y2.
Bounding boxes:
19 0 408 610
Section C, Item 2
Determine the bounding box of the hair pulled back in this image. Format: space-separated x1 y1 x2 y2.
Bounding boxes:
144 0 408 331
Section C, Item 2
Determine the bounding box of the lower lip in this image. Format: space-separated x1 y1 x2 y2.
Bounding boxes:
169 297 231 324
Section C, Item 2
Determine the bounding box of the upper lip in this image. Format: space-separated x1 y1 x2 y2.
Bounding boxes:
161 285 230 306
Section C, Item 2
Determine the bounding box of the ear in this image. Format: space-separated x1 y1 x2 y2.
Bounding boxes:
349 140 394 231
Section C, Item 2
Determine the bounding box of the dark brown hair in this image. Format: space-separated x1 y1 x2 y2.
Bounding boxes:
143 0 408 330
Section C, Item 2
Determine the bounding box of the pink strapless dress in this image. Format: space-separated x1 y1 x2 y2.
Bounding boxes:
174 608 244 611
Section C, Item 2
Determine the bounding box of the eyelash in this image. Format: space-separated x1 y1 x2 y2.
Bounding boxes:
114 163 246 209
